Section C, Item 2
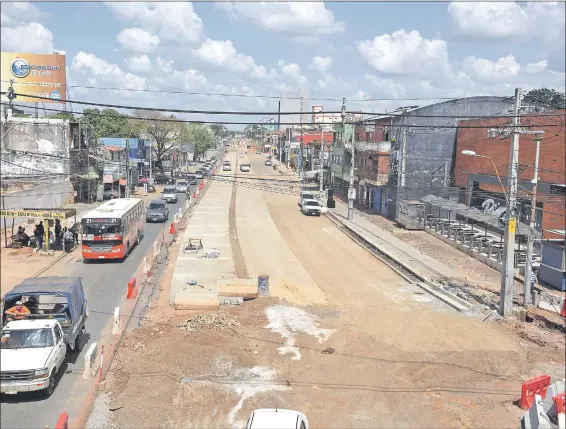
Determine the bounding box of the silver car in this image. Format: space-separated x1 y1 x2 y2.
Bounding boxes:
176 181 189 193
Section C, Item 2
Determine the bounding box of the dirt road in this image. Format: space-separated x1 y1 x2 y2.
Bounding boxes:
99 151 565 429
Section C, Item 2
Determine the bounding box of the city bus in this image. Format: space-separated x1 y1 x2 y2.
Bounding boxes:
81 198 145 261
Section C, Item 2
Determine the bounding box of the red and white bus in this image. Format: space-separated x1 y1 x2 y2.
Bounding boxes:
81 198 145 261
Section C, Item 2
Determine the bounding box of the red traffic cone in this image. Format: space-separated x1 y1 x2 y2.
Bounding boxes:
193 192 197 199
169 223 176 234
561 299 565 317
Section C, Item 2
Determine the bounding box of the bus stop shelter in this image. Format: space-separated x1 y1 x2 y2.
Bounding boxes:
0 208 77 250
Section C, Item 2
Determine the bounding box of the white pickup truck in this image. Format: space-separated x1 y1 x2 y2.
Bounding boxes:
301 199 322 216
245 409 309 429
1 319 66 397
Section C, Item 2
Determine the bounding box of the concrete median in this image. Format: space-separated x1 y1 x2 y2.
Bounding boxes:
217 278 258 298
83 342 99 379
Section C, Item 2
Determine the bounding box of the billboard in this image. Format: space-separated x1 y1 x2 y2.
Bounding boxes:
1 52 67 104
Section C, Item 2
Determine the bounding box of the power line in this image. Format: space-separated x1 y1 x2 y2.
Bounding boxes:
3 92 565 120
4 103 565 129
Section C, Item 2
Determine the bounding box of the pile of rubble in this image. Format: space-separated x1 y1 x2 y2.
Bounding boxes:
178 312 240 332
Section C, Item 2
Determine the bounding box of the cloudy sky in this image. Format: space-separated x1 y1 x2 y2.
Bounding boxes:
1 1 565 128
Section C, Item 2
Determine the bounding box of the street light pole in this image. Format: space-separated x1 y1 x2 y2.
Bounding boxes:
524 134 542 306
347 124 355 221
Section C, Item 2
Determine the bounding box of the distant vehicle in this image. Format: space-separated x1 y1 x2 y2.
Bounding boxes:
245 409 309 429
298 191 316 206
146 199 169 223
188 161 197 166
301 200 322 216
154 176 176 185
240 163 250 172
195 171 204 179
264 159 272 166
103 188 119 200
176 181 189 193
223 162 232 171
162 187 178 204
186 174 197 186
81 198 145 261
238 152 244 158
256 150 262 154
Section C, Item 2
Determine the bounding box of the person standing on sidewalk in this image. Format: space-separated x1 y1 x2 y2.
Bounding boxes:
34 221 45 249
54 219 62 249
63 227 74 253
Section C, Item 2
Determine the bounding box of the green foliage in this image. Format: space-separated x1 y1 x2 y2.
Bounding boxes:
188 124 214 158
81 108 133 141
244 124 261 138
209 124 227 138
44 111 75 121
523 88 566 110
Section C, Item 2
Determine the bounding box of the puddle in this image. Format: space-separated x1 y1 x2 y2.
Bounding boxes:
265 305 336 360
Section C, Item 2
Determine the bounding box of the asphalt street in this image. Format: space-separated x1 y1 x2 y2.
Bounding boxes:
0 189 193 429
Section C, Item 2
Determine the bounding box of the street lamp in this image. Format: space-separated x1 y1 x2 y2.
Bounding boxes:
461 150 509 207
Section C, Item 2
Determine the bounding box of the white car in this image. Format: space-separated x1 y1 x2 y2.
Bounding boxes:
298 191 316 206
223 162 232 171
162 187 178 203
265 160 272 166
246 409 309 429
175 181 188 193
0 319 66 397
301 199 322 216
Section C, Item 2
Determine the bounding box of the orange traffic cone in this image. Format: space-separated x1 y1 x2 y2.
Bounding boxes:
169 223 176 234
193 192 197 199
561 299 565 317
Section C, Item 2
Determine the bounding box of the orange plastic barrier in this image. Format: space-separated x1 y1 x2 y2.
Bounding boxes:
126 277 138 300
193 192 197 199
54 413 68 429
561 299 565 317
518 375 551 410
169 222 176 234
554 392 565 415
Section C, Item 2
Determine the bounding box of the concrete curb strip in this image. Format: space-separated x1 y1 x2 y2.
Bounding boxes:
83 342 99 379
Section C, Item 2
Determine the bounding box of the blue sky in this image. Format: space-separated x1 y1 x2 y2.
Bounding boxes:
1 2 565 126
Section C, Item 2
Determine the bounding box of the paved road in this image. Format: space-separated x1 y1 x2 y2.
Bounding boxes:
0 189 193 429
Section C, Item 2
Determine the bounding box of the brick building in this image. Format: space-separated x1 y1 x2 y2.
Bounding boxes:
454 110 566 237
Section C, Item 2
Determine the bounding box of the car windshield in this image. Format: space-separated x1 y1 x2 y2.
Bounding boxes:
1 328 55 349
148 203 165 210
303 194 314 200
305 201 319 206
178 182 187 186
163 188 176 193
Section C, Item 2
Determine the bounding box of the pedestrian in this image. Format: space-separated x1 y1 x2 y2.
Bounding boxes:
63 227 73 253
55 219 62 249
34 221 45 249
70 223 79 245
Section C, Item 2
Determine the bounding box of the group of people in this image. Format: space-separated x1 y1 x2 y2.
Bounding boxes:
12 220 78 253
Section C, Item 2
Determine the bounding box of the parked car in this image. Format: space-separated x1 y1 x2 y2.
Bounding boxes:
301 199 322 216
162 187 178 203
176 181 189 193
103 188 119 200
240 163 250 172
146 199 169 223
245 409 309 429
264 159 272 166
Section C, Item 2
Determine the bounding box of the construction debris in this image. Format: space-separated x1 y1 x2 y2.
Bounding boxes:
178 312 240 331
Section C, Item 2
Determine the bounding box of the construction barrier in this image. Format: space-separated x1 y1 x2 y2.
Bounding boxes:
143 256 150 275
561 300 565 317
82 342 98 379
153 240 160 257
193 192 197 199
169 223 176 235
98 345 104 382
178 207 183 217
519 374 551 410
126 277 138 299
112 307 122 335
554 392 566 415
54 413 69 429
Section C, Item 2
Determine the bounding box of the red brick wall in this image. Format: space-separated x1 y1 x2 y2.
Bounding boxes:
454 110 566 188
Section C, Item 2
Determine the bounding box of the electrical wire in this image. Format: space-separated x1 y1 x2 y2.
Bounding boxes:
3 93 566 120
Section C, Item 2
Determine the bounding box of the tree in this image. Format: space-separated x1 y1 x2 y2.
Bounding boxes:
523 88 565 110
188 123 214 160
44 112 75 121
133 110 188 170
81 108 133 141
209 124 227 138
244 125 261 139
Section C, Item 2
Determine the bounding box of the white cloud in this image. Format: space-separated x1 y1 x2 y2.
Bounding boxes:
364 74 406 99
156 57 174 74
1 2 46 26
525 60 548 74
357 30 451 77
106 2 204 43
71 51 147 92
164 69 208 90
277 60 308 84
448 2 566 40
125 54 152 73
192 38 267 78
461 54 521 83
217 2 345 35
1 22 54 54
309 56 332 73
117 28 160 53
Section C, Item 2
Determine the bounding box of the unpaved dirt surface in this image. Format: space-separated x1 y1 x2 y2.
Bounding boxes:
102 152 565 429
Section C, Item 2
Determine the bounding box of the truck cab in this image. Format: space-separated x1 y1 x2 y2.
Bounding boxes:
246 409 309 429
1 319 66 397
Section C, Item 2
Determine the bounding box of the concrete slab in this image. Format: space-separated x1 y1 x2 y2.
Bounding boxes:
217 278 258 298
173 289 219 310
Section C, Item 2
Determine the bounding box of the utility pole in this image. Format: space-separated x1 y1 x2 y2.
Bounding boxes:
347 120 355 221
499 88 522 317
125 139 130 198
524 132 543 306
399 112 408 187
299 96 304 185
319 109 324 194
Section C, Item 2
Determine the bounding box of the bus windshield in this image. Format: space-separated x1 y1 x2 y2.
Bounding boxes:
82 221 121 236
